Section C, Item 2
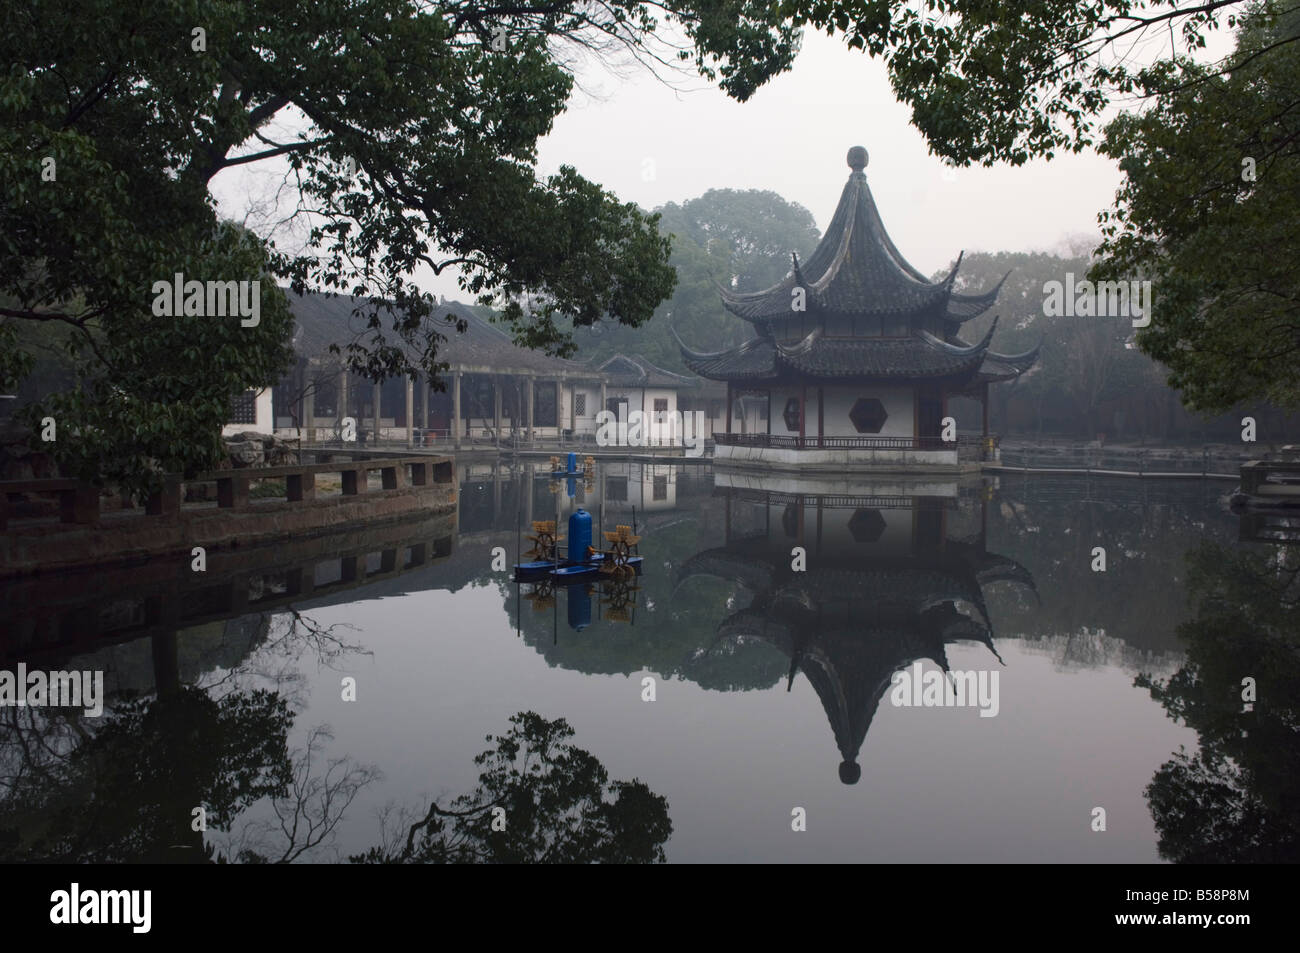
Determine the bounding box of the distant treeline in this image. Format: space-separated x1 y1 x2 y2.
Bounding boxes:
564 191 1300 445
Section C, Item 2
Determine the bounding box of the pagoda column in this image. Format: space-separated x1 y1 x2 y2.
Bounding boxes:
405 376 414 448
982 382 991 461
493 379 502 447
301 372 314 444
725 383 732 435
800 384 806 447
817 387 824 448
421 373 430 433
452 370 462 448
338 368 349 436
526 376 535 444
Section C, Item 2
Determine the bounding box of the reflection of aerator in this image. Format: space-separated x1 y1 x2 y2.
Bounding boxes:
547 451 585 479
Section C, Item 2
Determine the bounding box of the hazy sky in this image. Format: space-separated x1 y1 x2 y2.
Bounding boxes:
213 27 1139 301
534 29 1122 278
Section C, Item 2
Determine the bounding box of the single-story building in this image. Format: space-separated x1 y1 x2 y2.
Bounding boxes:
596 353 726 448
269 291 607 448
220 289 725 450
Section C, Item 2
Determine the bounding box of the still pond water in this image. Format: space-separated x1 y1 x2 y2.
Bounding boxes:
2 461 1295 863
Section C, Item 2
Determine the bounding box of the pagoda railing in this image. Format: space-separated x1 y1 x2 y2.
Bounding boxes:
714 433 954 451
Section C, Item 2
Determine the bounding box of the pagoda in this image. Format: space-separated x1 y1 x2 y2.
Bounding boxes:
678 145 1037 470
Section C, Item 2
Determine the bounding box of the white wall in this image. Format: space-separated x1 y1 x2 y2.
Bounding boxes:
819 384 914 438
222 388 273 436
565 384 603 435
604 387 691 446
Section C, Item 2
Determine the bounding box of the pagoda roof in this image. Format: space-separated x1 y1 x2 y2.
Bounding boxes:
715 147 1002 327
287 290 594 377
677 318 1036 384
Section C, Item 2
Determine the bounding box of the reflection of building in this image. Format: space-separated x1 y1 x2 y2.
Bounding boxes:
678 480 1035 783
456 460 686 543
678 146 1037 471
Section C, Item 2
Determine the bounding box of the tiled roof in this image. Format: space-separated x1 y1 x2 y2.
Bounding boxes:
716 148 1003 327
678 318 1037 384
598 353 704 389
678 336 779 380
286 290 594 376
967 341 1042 388
773 328 990 380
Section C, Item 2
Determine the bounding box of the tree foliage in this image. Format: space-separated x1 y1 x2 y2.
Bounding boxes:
777 0 1268 166
571 188 821 371
1094 2 1300 411
0 0 805 492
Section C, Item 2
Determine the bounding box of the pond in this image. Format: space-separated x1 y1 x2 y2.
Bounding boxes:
1 461 1295 863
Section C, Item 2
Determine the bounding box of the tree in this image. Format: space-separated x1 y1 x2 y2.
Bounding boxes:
571 189 821 371
1 0 806 494
776 0 1274 167
1094 3 1300 412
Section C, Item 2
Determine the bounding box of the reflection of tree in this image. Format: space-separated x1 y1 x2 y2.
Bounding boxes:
0 687 292 863
1139 542 1300 862
353 712 671 864
219 725 378 864
0 607 373 863
986 480 1235 658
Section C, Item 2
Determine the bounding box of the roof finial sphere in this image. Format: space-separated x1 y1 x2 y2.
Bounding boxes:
847 146 868 171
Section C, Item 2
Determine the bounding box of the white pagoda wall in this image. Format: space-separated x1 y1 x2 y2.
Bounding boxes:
819 384 915 439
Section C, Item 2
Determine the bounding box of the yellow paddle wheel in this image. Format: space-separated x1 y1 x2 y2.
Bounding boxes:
599 524 640 579
524 520 563 562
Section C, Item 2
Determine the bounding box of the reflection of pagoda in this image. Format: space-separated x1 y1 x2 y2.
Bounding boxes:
679 485 1035 783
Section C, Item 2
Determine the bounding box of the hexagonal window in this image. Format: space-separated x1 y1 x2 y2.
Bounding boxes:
782 397 801 432
847 508 887 543
849 397 888 434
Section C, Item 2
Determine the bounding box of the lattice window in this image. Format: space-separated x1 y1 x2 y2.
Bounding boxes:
574 392 587 416
230 390 257 425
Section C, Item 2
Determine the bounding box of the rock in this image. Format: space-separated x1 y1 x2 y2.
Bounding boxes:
225 439 265 467
222 431 298 469
0 422 59 481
